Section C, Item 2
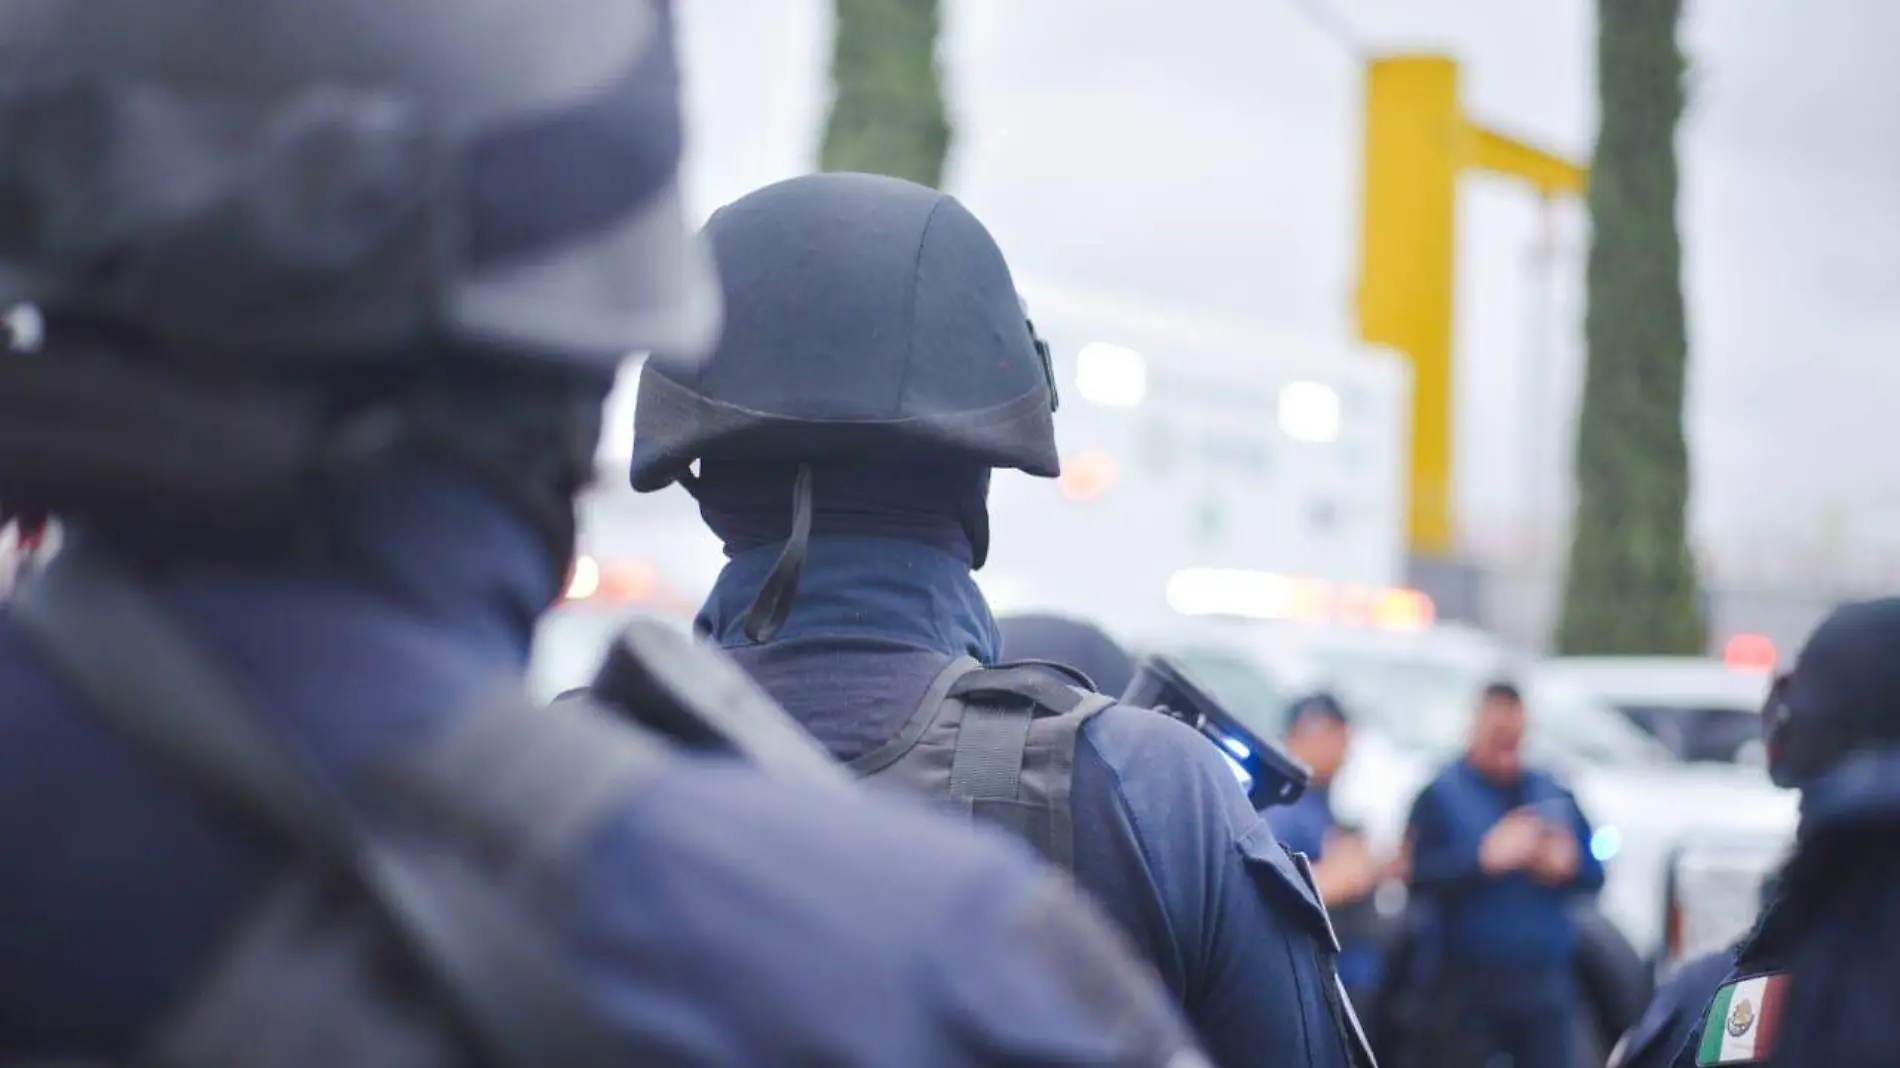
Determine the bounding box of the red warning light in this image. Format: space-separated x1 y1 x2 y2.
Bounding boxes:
1059 449 1118 502
1723 633 1777 674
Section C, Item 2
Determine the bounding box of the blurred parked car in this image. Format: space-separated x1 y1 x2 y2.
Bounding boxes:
1536 655 1772 765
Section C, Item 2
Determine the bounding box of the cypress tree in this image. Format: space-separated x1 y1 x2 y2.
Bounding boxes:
1557 0 1705 654
818 0 952 188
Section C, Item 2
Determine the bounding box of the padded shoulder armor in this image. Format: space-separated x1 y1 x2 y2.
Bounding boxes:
142 691 669 1068
850 659 1114 870
11 539 699 1068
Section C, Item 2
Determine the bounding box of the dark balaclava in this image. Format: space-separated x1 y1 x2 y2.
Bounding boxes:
691 457 992 568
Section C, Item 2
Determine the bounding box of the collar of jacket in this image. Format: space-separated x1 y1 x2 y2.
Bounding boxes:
132 464 554 672
697 534 1001 662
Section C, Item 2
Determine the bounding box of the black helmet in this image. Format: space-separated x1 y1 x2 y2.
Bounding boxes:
0 0 714 561
630 172 1058 493
0 0 717 371
998 614 1134 697
1283 692 1350 733
1764 597 1900 788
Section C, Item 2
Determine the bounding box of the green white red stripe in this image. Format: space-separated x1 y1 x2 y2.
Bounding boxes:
1697 973 1789 1065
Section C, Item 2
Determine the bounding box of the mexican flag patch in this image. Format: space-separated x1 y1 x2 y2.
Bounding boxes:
1696 972 1790 1065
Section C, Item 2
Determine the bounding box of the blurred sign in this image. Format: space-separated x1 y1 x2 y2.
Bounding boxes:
985 283 1412 633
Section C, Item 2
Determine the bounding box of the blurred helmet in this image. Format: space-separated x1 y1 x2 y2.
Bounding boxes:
1764 597 1900 788
998 614 1134 698
1283 691 1351 733
630 172 1058 493
0 0 718 373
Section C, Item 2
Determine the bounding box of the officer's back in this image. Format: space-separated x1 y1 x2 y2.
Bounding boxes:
1262 693 1392 1012
628 172 1367 1068
996 619 1350 1064
0 3 1200 1064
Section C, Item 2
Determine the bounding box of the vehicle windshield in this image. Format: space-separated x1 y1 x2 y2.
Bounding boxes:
1619 703 1764 764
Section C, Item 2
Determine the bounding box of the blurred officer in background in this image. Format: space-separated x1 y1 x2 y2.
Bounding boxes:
1616 598 1900 1068
1403 681 1604 1068
1269 694 1395 1010
0 4 1202 1064
633 176 1372 1068
997 612 1135 697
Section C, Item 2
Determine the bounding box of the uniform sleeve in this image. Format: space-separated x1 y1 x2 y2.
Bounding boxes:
933 870 1215 1068
1404 777 1489 893
1607 948 1736 1068
1081 709 1357 1068
574 760 1209 1068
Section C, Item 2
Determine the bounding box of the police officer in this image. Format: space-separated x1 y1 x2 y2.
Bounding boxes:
1403 680 1604 1068
1613 598 1900 1068
0 4 1205 1065
632 174 1372 1068
1269 694 1394 1012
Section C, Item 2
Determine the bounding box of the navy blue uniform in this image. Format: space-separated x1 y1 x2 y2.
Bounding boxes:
701 535 1357 1068
1405 760 1604 1068
1609 948 1736 1068
0 478 1198 1065
1268 788 1385 1001
1623 595 1900 1068
1630 897 1796 1068
1631 754 1900 1068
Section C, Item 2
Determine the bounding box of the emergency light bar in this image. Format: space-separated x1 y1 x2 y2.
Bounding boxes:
1723 632 1777 674
1165 567 1433 631
561 553 694 615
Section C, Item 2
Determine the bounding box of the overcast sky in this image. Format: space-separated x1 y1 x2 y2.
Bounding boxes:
669 0 1900 575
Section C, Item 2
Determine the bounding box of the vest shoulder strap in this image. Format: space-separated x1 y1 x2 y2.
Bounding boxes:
853 657 1114 870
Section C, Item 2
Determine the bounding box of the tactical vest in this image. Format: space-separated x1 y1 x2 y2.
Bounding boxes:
848 658 1113 871
6 539 829 1068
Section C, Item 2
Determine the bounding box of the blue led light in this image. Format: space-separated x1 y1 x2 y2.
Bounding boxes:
1222 752 1254 793
1216 733 1252 760
1590 826 1622 862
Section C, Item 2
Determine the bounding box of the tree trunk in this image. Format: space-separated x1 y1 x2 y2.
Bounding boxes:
1556 0 1705 655
818 0 952 188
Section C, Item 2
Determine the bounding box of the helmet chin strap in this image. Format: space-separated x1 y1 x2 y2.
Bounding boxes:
740 462 812 644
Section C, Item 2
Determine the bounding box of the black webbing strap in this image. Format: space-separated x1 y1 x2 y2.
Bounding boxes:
846 656 980 777
740 462 812 644
10 539 622 1068
945 665 1084 807
947 702 1035 803
945 666 1109 869
947 665 1086 715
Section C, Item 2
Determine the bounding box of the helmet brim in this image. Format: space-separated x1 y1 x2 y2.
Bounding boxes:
453 180 723 368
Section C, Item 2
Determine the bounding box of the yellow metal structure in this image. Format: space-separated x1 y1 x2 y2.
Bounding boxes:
1356 55 1586 557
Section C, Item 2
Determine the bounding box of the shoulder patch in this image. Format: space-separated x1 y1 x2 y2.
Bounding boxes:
1695 972 1789 1065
